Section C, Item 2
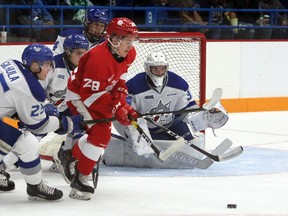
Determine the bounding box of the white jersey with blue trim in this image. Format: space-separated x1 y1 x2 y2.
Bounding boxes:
0 59 59 134
127 71 197 129
39 54 70 112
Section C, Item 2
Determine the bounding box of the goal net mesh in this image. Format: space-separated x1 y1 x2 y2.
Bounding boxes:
127 32 206 105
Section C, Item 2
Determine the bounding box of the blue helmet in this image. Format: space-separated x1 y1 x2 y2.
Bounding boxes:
63 34 89 52
86 8 109 24
22 43 54 67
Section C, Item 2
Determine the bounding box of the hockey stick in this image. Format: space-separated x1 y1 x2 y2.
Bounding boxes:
82 88 223 125
145 117 243 162
92 156 102 189
130 120 164 162
196 138 233 169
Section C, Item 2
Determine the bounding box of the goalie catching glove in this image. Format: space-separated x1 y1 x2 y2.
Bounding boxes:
185 102 229 133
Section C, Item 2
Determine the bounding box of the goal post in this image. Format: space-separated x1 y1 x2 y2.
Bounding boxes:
128 31 206 106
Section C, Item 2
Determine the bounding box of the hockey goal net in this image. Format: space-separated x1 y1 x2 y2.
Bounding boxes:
128 32 206 106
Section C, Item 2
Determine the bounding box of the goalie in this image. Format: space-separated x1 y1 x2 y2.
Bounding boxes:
105 51 229 168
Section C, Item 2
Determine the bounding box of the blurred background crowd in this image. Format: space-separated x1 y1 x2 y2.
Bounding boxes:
1 0 288 42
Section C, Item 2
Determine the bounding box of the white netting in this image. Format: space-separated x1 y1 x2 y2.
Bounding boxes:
127 32 206 103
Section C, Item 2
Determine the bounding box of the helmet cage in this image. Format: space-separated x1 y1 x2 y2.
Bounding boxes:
144 52 169 87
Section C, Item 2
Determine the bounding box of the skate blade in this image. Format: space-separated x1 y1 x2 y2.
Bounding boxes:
28 195 62 201
69 188 92 201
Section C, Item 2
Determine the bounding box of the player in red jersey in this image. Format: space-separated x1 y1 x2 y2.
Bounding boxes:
55 17 139 200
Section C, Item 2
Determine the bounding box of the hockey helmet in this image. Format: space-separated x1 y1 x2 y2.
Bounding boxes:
22 43 54 68
63 34 89 52
144 51 169 87
86 8 109 25
106 17 138 38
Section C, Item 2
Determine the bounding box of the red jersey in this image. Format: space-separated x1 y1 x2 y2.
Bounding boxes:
67 40 136 118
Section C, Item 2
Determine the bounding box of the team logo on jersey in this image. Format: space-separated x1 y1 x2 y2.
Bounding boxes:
149 100 171 114
149 100 172 123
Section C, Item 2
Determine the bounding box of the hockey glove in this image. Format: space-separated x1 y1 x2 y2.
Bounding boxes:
111 86 128 101
56 115 84 135
44 103 60 117
185 102 229 133
111 99 138 126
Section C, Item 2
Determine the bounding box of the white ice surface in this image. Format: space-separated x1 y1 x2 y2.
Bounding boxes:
1 111 288 216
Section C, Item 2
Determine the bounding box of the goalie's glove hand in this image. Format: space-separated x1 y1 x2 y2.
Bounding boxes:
56 115 84 135
111 99 138 126
185 102 229 133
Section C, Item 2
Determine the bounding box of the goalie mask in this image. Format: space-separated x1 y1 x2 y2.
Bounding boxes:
144 51 169 87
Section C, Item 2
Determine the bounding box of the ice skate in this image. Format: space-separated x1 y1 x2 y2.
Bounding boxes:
0 170 15 191
69 167 94 201
53 142 76 183
26 181 63 201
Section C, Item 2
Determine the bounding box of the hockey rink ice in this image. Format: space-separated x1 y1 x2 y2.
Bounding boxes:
2 111 288 216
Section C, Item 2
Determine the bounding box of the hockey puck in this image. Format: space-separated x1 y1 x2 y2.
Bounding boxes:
227 204 237 209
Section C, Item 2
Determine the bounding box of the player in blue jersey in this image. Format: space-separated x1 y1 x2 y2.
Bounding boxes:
53 8 109 55
0 44 83 200
107 51 229 168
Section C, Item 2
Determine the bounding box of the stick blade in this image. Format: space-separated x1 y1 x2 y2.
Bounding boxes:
218 145 244 162
196 138 233 169
158 137 186 161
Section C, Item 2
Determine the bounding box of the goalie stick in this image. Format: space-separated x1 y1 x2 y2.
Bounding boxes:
196 138 233 169
145 117 243 162
82 88 223 125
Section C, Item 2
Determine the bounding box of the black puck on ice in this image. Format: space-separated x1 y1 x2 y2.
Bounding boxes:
227 204 237 209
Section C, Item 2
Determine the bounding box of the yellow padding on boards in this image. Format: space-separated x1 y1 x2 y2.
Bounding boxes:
2 117 19 129
220 97 288 113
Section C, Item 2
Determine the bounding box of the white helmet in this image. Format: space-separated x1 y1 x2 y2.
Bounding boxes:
144 51 169 87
